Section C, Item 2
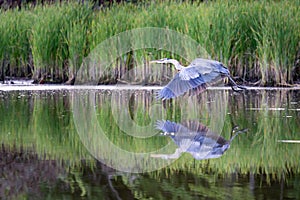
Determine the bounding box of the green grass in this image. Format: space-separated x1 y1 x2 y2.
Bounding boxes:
30 4 92 82
0 9 32 77
0 0 299 85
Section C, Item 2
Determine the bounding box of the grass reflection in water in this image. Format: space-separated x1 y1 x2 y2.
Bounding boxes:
0 89 299 198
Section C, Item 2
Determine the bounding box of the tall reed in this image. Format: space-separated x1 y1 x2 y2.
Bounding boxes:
64 3 93 83
0 10 32 77
30 5 68 81
252 1 300 85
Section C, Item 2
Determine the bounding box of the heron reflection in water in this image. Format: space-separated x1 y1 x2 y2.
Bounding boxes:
151 120 247 160
150 58 246 100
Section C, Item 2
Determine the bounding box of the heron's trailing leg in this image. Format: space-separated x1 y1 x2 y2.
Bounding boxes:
226 75 247 92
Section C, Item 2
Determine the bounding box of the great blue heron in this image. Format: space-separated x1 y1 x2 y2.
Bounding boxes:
150 58 246 100
151 120 247 160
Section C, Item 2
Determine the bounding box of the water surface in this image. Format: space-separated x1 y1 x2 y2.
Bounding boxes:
0 87 299 199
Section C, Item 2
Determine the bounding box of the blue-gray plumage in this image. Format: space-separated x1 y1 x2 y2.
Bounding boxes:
151 120 246 160
150 58 246 100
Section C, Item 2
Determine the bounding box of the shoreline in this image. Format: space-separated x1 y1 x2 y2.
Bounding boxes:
1 84 300 92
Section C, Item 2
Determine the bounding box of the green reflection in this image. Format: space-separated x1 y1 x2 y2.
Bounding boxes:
0 91 93 165
1 90 300 175
0 89 300 198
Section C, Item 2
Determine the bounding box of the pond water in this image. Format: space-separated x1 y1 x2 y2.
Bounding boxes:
0 86 300 199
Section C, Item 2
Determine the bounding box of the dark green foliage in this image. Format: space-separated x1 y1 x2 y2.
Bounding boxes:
0 0 299 85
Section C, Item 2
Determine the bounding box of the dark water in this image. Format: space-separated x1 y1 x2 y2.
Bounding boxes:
0 87 300 199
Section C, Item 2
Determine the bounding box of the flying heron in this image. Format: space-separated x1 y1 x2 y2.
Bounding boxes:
150 58 246 100
151 120 247 160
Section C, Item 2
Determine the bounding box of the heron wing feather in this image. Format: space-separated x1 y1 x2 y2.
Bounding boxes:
189 58 229 75
155 120 190 134
186 61 227 86
189 58 217 74
179 67 201 80
157 73 206 99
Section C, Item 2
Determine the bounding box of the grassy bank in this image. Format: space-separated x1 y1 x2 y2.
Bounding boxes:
0 0 299 85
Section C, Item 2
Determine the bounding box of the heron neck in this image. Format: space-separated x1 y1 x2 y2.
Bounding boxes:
169 60 184 70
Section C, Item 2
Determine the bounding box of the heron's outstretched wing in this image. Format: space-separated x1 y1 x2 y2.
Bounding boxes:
180 121 208 133
175 121 227 144
156 120 208 134
157 72 206 100
155 120 187 134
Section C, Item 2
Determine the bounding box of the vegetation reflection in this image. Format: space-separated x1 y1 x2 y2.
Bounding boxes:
0 89 300 198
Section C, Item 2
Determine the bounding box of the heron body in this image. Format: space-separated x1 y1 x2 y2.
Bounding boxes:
150 58 245 100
